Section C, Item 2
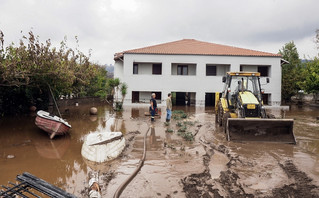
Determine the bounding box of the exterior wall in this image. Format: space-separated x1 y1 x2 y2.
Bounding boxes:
114 60 124 79
114 53 282 106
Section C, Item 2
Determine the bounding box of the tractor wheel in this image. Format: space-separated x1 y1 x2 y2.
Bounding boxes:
267 113 276 119
261 108 268 118
222 112 231 134
216 102 223 126
215 107 219 124
225 118 231 141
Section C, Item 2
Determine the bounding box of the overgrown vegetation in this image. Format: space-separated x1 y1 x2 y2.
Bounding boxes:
0 30 110 115
165 128 174 133
172 110 188 120
177 120 195 141
168 110 195 141
177 131 194 141
279 29 319 103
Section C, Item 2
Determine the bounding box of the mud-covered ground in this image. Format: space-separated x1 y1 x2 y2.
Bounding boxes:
1 104 318 197
182 125 319 198
95 106 319 198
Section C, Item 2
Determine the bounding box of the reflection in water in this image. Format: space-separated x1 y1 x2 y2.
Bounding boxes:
149 126 156 145
131 108 140 119
0 104 107 196
34 134 71 159
89 115 98 122
148 125 162 151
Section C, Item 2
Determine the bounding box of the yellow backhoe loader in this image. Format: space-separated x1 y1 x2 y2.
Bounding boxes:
215 72 296 144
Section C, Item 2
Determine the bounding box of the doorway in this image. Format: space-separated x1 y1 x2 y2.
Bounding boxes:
172 92 195 106
205 93 214 106
176 92 186 106
132 91 139 103
262 93 270 105
205 92 221 106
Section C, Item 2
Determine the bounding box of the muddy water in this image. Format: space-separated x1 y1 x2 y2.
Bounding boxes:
215 105 319 196
283 105 319 184
0 104 114 196
0 104 319 197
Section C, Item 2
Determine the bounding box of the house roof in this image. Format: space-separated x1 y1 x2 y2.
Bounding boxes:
114 39 281 60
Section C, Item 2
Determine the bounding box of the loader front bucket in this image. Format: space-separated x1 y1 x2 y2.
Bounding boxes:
226 118 296 144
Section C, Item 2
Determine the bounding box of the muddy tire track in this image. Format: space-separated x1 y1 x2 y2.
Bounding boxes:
181 125 319 198
182 137 254 197
269 160 319 198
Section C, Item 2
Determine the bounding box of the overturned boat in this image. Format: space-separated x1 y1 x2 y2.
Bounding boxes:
35 110 71 139
81 132 125 163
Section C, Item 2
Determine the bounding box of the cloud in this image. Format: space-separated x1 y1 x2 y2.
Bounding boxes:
0 0 318 64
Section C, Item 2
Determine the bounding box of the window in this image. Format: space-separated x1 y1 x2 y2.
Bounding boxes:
133 63 138 74
152 64 162 75
258 66 269 77
152 92 162 100
177 65 188 75
206 65 217 76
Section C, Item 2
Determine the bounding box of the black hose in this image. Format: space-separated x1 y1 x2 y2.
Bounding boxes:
113 126 151 198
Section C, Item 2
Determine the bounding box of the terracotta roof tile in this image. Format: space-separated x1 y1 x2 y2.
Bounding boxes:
114 39 281 60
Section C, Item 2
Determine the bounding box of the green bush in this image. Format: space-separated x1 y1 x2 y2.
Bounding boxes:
172 110 188 120
177 131 194 141
183 121 195 126
166 129 174 133
178 125 187 132
176 122 183 127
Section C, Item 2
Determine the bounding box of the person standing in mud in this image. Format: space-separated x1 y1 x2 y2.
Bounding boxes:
150 93 157 122
166 93 172 123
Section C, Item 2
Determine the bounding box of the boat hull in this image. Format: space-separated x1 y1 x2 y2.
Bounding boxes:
35 111 71 139
81 132 125 163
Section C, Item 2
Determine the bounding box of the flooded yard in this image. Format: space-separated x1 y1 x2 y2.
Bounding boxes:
0 104 319 197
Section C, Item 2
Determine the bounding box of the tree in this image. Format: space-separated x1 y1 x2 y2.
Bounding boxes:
279 41 300 67
84 64 108 98
106 78 119 98
279 41 304 103
106 78 127 111
120 83 128 104
316 29 319 51
300 58 319 102
299 29 319 102
0 30 108 115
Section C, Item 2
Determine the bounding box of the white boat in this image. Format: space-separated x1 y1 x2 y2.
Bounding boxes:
81 132 125 163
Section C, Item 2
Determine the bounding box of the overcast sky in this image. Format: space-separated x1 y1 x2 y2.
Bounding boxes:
1 0 318 65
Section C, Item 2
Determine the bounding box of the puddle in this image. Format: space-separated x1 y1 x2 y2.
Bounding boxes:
209 151 229 179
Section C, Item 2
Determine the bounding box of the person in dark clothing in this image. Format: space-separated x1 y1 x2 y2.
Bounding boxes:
150 93 157 121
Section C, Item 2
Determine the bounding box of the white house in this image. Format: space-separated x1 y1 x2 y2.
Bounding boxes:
114 39 283 106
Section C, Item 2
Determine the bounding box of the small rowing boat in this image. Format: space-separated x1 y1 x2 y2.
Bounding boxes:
35 110 71 139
